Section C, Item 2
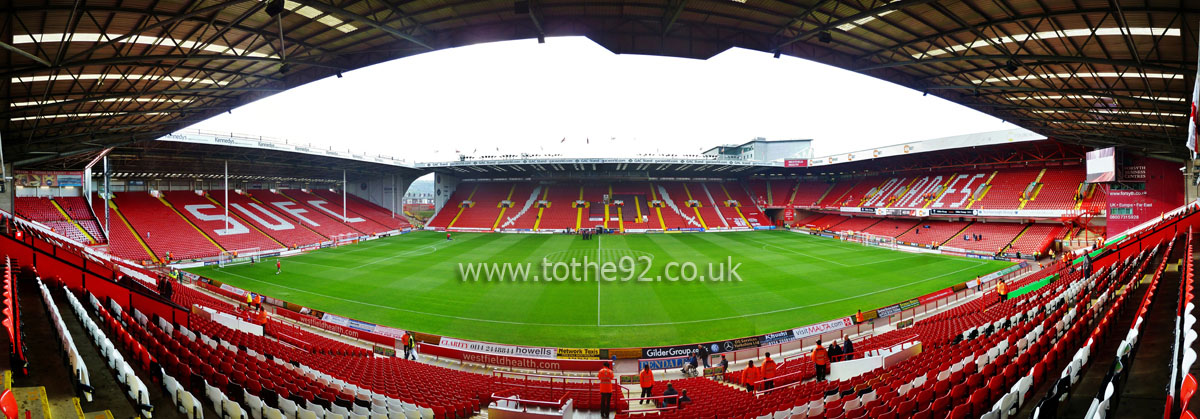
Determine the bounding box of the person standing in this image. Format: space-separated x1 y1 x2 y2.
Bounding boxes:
696 344 710 369
761 353 777 390
253 293 262 310
741 360 760 392
842 337 855 361
275 260 282 275
401 332 416 360
245 292 253 307
997 280 1009 302
638 365 655 404
598 362 614 419
829 342 843 362
446 232 452 241
812 340 829 382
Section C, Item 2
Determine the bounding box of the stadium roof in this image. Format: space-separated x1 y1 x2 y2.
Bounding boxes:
2 0 1196 168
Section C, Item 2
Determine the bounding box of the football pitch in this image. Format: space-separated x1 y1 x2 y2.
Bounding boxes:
188 230 1012 348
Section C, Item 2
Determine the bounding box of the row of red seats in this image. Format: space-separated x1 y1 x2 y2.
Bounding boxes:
263 320 372 357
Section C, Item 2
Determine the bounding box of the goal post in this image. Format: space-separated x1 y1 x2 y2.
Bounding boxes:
837 231 897 250
218 247 260 267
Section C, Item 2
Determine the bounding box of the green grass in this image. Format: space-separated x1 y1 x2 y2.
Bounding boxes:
188 230 1011 348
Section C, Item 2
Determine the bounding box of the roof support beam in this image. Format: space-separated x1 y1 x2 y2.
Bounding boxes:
287 0 433 50
662 0 689 36
858 54 1190 74
776 0 939 49
0 40 51 67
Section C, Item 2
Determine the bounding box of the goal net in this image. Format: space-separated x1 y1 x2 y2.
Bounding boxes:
838 232 898 250
218 248 260 268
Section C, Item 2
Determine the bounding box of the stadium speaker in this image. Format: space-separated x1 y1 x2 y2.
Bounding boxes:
514 0 530 14
818 31 832 43
265 0 286 17
1005 60 1019 73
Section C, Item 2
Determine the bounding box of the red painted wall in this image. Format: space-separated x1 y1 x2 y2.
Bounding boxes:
1106 156 1184 236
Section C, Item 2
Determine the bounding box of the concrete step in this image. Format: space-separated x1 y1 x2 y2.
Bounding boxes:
13 386 50 419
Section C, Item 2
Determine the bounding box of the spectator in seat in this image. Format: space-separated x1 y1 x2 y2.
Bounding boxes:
741 360 759 392
598 362 614 419
638 365 655 404
661 383 679 407
718 355 728 374
812 341 829 381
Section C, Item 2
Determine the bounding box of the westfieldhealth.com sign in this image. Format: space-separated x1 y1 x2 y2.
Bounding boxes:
458 255 743 283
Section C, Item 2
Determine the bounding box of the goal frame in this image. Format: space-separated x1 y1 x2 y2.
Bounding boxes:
218 247 261 267
838 231 898 250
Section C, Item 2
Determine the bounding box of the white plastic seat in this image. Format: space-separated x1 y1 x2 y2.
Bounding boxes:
223 399 246 419
245 393 264 419
279 398 299 419
297 410 319 419
353 405 370 416
264 408 284 419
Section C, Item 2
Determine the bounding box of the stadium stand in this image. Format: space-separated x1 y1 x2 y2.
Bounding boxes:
940 223 1028 254
539 184 583 231
815 179 860 209
1007 224 1065 257
746 180 770 208
1022 169 1086 210
828 216 883 233
768 180 796 208
90 195 158 263
718 182 769 227
112 192 222 260
970 168 1041 210
862 218 920 238
57 197 107 244
897 221 971 247
281 189 393 235
14 197 96 245
792 180 833 208
805 214 850 231
247 189 365 239
311 189 411 230
161 191 285 255
221 190 329 248
440 182 512 231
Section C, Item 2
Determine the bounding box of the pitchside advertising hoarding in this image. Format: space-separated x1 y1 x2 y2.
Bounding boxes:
439 337 558 359
420 343 605 371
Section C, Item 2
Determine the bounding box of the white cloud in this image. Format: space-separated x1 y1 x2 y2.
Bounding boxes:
187 36 1017 162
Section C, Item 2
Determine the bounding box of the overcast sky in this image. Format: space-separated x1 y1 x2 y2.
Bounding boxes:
188 36 1022 163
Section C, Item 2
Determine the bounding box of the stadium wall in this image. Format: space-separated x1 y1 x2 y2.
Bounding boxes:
1106 156 1184 236
346 171 413 217
432 173 461 215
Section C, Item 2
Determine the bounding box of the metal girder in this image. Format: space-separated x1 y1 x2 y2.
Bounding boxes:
662 0 689 36
776 0 941 49
2 55 346 78
858 54 1191 74
286 0 433 50
858 6 1198 60
926 84 1185 105
0 39 51 67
